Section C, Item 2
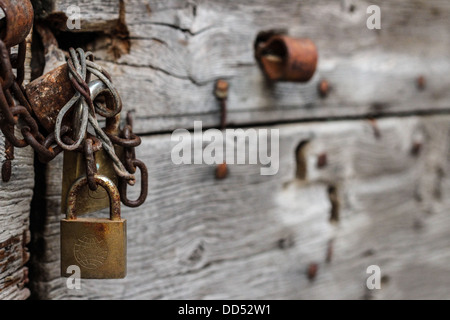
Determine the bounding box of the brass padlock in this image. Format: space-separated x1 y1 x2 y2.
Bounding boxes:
60 175 127 279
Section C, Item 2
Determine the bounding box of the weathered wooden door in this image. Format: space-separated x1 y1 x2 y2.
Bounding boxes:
1 0 450 299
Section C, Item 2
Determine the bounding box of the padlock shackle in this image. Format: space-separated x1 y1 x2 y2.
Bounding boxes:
66 175 121 221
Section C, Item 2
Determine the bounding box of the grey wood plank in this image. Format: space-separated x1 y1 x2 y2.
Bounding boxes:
45 0 450 134
31 115 450 299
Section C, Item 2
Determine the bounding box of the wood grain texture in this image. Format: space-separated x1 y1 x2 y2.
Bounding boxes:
29 0 450 300
31 115 450 299
46 0 450 134
0 35 34 300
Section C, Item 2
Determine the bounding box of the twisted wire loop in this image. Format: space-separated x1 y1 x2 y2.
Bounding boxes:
0 38 147 207
54 47 137 189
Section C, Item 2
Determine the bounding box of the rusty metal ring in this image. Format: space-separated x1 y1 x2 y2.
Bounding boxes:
119 159 148 208
57 133 102 155
37 125 71 163
22 128 56 160
11 105 39 135
87 135 103 152
122 125 137 173
107 131 141 148
1 123 26 147
0 105 39 147
0 0 34 48
42 125 70 149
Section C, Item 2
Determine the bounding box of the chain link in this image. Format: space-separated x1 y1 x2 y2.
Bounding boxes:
116 112 148 208
0 40 148 207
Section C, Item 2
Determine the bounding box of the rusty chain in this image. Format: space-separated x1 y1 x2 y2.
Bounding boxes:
111 112 148 207
0 33 147 207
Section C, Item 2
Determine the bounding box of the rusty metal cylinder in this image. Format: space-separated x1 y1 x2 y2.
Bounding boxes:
0 0 34 48
25 65 120 134
24 64 75 133
255 35 318 82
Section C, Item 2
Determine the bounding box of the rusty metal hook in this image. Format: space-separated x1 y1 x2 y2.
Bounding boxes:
119 159 148 208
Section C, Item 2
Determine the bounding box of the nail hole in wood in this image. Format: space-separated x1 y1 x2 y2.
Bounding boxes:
328 185 340 223
295 140 310 180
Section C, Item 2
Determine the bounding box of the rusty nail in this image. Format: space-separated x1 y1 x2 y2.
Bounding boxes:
215 79 229 100
317 153 328 168
411 141 422 156
215 80 229 179
215 79 228 131
318 79 330 98
215 163 228 180
416 75 426 90
307 263 318 281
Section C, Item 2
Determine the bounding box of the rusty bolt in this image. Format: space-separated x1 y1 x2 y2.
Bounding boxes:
317 153 328 168
307 262 318 281
416 75 426 90
215 163 228 180
215 80 229 100
318 79 330 98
